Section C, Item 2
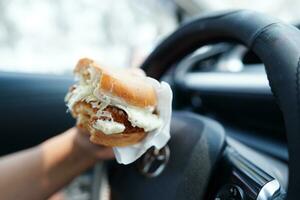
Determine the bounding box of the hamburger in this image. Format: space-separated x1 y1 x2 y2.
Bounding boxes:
65 58 162 147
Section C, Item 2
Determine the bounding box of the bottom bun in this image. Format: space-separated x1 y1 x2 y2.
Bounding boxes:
88 127 146 147
77 113 146 147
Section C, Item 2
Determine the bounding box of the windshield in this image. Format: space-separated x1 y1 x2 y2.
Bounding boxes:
0 0 299 75
0 0 176 74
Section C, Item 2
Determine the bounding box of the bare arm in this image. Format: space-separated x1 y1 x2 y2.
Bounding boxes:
0 127 114 200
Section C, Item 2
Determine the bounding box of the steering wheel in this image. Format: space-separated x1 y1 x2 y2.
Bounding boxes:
105 10 300 200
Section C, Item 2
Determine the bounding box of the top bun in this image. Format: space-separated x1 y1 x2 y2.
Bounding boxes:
74 58 157 108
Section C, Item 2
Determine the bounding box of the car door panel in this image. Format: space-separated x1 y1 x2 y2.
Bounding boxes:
0 72 74 155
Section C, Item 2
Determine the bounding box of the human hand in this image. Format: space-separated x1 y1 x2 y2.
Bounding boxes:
70 127 115 161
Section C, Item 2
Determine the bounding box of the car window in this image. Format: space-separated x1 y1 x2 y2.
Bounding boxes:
0 0 176 74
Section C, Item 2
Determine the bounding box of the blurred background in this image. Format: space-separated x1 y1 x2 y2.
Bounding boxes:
0 1 296 199
0 0 300 74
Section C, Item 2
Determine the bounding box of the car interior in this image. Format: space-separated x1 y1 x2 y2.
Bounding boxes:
1 2 300 200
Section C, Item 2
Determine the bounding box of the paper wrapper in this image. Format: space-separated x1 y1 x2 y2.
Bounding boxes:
113 78 173 165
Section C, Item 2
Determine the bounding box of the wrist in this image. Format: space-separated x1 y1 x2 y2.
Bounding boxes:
40 128 97 168
36 128 97 197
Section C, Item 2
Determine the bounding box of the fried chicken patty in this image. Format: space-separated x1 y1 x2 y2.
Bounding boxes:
73 102 144 134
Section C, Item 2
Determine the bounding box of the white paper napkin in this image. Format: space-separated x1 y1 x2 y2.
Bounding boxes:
113 78 173 164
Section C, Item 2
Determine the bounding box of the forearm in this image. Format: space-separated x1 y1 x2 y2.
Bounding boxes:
0 128 97 200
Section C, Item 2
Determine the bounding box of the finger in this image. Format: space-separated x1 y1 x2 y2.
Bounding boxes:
94 147 115 160
76 126 90 136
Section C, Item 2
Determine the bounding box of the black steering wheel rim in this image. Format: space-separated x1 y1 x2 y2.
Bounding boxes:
141 10 300 199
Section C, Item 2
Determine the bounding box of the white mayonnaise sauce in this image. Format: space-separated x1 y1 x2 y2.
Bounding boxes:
93 119 125 134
